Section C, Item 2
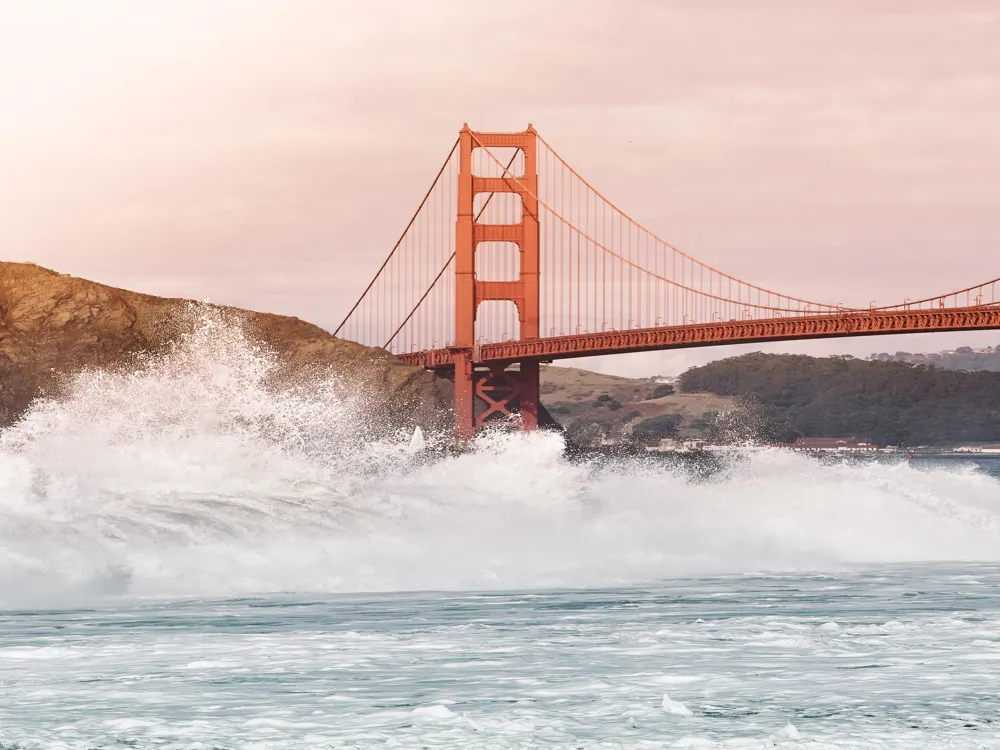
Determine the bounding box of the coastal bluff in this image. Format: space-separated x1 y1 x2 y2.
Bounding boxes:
0 262 453 433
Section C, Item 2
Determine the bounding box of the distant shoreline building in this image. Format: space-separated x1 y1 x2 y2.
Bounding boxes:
789 437 879 452
954 445 1000 454
646 437 705 453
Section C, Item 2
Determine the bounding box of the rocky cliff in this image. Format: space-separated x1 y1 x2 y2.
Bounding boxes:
0 262 453 433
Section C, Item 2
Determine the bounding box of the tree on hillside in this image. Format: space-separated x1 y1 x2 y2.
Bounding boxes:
630 413 683 443
648 384 675 399
565 418 608 448
704 396 799 445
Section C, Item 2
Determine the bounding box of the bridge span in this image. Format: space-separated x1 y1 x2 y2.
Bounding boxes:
337 125 1000 438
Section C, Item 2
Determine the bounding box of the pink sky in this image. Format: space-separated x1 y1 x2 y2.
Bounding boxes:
2 1 998 376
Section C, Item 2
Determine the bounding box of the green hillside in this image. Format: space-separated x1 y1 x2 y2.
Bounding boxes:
678 353 1000 446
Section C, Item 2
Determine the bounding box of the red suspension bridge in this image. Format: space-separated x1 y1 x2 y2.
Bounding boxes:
336 125 1000 438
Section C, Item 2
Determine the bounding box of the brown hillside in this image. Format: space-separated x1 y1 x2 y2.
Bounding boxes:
0 262 452 432
539 364 733 437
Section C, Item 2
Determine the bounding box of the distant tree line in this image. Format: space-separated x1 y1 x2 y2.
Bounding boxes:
678 353 1000 446
870 346 1000 373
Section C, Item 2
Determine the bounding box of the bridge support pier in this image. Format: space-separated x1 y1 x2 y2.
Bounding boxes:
518 360 540 430
453 352 476 440
452 358 540 440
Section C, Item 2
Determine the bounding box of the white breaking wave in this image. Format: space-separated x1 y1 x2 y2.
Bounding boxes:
1 313 999 607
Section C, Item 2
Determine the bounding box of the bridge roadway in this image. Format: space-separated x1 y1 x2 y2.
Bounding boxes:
397 305 1000 369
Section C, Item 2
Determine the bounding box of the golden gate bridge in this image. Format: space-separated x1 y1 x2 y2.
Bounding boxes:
336 125 1000 438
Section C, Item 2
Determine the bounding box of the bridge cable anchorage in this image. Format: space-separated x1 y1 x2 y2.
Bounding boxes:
333 138 459 338
382 149 524 350
468 132 846 316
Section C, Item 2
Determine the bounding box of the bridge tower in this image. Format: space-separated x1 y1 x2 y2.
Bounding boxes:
453 124 541 439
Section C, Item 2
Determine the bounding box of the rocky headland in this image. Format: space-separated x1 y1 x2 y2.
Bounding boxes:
0 262 453 434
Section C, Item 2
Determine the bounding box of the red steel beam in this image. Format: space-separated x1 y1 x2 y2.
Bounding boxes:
397 306 1000 369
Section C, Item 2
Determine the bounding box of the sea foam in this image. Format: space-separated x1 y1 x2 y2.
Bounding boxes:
1 312 999 607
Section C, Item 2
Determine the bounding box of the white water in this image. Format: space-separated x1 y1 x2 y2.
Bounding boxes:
6 572 1000 749
4 313 1000 748
1 312 999 609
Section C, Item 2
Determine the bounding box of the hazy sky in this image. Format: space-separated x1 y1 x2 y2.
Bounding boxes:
2 1 998 376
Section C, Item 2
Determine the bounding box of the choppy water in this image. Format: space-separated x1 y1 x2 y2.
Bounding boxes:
5 568 1000 748
2 313 1000 748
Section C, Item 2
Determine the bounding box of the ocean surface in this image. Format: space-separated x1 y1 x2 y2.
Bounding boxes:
2 316 999 748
